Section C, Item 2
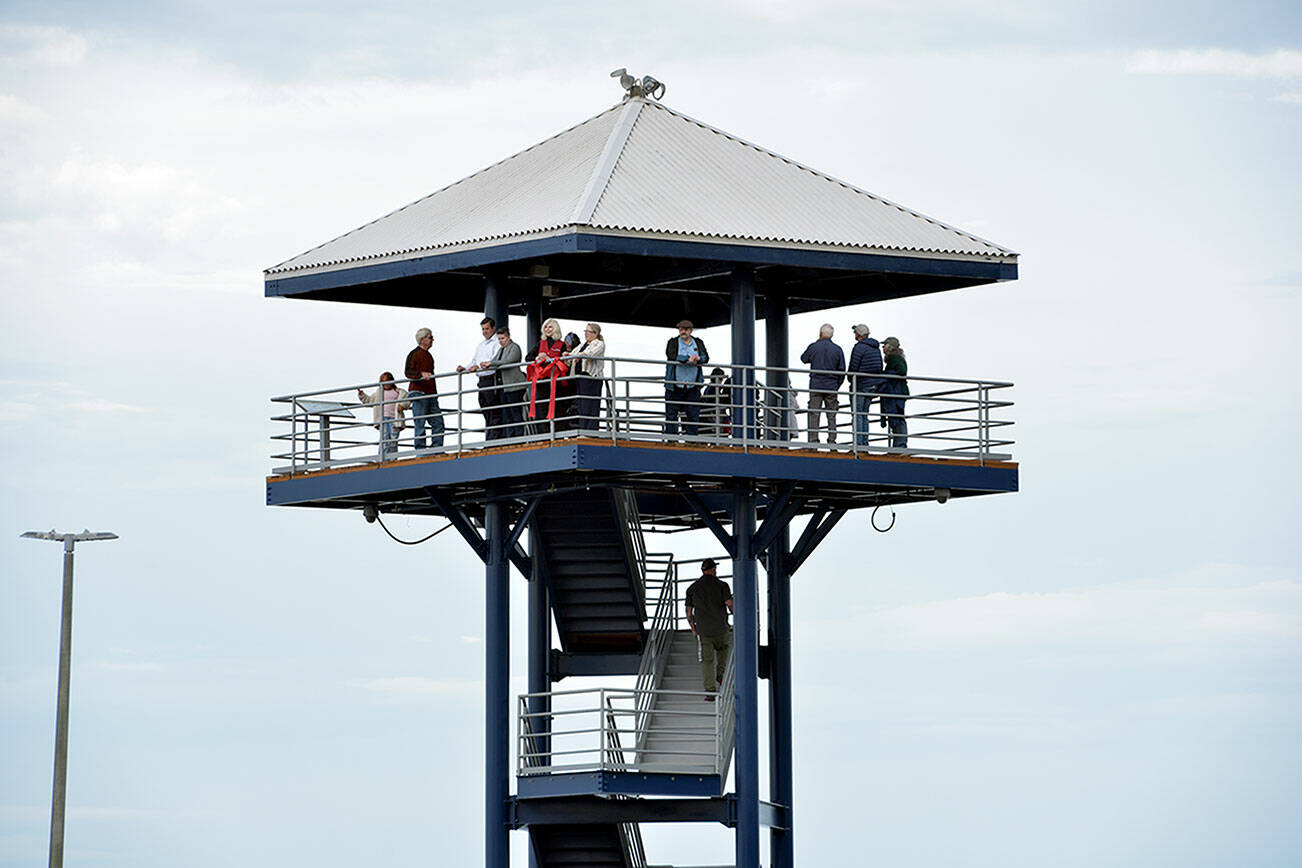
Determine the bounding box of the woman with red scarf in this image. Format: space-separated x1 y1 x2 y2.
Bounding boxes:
526 318 569 432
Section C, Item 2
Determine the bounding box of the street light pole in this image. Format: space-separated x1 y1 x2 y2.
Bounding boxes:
21 530 118 868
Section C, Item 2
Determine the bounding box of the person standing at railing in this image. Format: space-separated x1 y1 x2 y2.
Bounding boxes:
881 336 909 451
405 327 444 450
526 318 569 432
848 323 884 448
457 316 502 439
701 367 732 438
685 558 733 701
357 372 408 456
571 323 606 432
664 319 709 440
800 323 846 444
479 325 525 440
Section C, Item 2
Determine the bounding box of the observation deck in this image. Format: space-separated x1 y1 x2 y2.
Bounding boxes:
266 355 1017 524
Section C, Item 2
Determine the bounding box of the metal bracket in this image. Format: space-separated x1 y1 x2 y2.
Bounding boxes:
789 507 847 574
750 481 798 556
678 487 737 558
426 488 488 563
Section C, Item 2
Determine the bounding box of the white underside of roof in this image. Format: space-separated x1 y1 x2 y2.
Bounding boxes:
267 99 1016 277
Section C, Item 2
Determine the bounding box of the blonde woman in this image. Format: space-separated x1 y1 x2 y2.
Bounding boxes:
525 318 568 428
572 323 606 431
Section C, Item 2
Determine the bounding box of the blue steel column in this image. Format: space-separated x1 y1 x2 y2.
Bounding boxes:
484 273 509 335
765 288 789 441
526 292 543 352
526 522 549 868
485 498 510 868
731 265 760 866
731 266 756 441
733 488 760 867
767 530 794 867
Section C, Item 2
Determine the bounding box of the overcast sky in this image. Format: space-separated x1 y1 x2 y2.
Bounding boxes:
2 3 1300 867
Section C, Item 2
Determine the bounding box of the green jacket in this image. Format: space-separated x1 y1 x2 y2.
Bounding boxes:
884 353 909 396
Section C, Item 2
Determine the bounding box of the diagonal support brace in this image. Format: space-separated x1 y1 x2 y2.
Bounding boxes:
679 487 737 558
750 482 799 557
789 507 847 574
504 495 542 553
426 488 488 563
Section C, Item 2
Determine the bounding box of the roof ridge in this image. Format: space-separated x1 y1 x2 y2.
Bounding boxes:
264 101 629 274
638 100 1015 256
571 98 644 226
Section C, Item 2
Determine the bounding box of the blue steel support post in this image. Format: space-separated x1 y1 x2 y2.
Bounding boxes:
765 287 789 440
768 529 794 867
485 498 510 868
526 525 547 868
731 267 757 442
527 524 549 754
484 273 509 337
526 292 543 353
733 488 760 867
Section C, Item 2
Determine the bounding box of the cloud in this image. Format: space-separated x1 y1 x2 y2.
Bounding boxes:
0 24 87 67
1270 92 1302 105
810 580 1302 653
0 92 44 123
1127 48 1302 78
0 383 150 424
348 676 481 697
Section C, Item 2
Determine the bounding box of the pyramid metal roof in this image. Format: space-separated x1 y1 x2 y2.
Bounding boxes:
265 97 1016 327
267 98 1014 278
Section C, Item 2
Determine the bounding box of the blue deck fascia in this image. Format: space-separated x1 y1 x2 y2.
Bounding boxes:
264 231 1016 298
266 442 1017 507
516 770 723 799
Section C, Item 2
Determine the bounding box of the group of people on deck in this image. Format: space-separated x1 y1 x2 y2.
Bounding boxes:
357 318 608 454
355 316 907 454
800 323 909 450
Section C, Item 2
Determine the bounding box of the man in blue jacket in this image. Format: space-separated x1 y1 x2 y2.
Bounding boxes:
799 323 846 444
664 319 709 438
847 323 884 447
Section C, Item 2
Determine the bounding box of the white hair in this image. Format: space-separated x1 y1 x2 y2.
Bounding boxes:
586 322 603 338
542 318 561 339
415 327 432 342
819 323 834 338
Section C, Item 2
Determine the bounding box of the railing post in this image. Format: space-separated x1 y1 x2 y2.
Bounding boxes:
290 400 298 475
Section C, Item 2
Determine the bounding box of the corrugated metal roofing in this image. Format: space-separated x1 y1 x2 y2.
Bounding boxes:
267 98 1014 277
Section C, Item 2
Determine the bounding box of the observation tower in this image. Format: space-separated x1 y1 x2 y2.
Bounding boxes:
264 74 1018 868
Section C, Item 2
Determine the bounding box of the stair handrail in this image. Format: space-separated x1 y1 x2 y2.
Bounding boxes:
632 554 678 753
715 635 737 778
601 696 648 868
612 488 649 613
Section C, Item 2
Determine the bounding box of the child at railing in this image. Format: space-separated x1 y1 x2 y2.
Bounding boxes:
357 372 408 456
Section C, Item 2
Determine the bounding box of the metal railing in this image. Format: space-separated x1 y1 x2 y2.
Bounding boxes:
269 355 1014 475
517 685 726 776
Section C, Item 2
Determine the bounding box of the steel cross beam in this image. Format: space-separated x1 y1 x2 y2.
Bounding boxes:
789 507 847 574
426 487 533 576
750 482 799 556
678 487 737 557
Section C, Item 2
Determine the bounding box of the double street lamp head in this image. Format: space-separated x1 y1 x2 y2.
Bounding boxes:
22 530 119 543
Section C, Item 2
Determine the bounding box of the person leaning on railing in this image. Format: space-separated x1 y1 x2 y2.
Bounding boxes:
881 336 909 450
526 318 568 432
570 323 606 432
357 372 408 456
478 326 525 440
457 316 502 439
405 327 445 450
800 323 846 445
664 319 709 439
701 367 732 438
848 323 884 448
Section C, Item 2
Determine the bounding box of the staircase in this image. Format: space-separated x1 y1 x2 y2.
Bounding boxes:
533 489 646 653
529 823 640 868
636 630 726 774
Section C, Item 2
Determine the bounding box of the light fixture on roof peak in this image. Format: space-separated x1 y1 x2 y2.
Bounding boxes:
610 68 665 101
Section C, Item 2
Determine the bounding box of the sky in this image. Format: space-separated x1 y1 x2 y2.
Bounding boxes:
2 2 1300 866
